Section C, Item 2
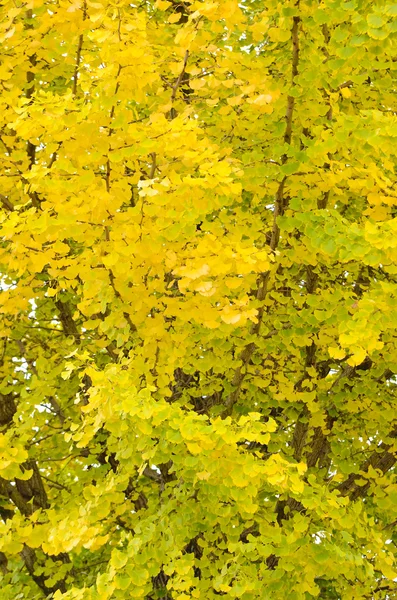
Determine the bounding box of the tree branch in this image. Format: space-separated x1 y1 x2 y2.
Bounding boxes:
169 50 189 120
222 15 301 418
72 1 87 96
336 427 397 500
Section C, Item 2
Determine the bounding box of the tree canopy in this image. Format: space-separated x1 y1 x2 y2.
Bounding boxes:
0 0 397 598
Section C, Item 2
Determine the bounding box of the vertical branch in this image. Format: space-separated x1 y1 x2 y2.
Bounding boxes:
16 339 67 424
72 39 82 95
21 545 68 595
169 51 189 120
283 17 300 148
107 266 137 333
0 194 15 212
222 14 301 418
317 100 333 209
25 9 37 172
105 11 122 193
288 17 341 473
318 24 333 210
48 3 87 169
72 1 87 96
0 389 71 592
290 268 318 462
271 15 301 247
55 300 80 339
105 64 122 193
138 152 157 235
24 10 41 208
149 152 157 179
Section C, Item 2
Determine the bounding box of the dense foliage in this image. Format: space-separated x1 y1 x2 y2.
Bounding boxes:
0 0 396 598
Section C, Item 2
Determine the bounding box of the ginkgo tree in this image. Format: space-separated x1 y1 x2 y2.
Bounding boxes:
0 0 396 598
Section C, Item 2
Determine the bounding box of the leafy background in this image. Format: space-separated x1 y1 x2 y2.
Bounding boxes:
0 0 396 598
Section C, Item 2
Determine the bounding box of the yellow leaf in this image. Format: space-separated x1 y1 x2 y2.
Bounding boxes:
190 78 207 90
225 277 243 289
347 347 367 367
196 471 211 480
175 264 210 280
380 563 397 580
155 0 172 8
218 105 232 115
248 94 273 106
227 95 244 106
328 346 346 360
203 319 219 329
186 442 203 455
194 281 216 296
268 27 290 42
169 12 182 23
221 311 241 325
